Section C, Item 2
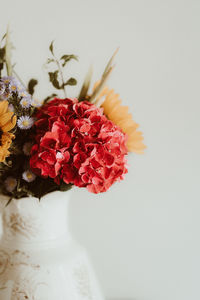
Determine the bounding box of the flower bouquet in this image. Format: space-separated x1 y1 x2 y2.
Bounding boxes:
0 29 145 300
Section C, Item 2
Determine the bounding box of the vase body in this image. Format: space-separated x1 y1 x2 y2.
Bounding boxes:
0 191 104 300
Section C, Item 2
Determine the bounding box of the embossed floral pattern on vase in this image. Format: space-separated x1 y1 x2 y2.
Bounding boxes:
2 213 38 239
73 262 93 300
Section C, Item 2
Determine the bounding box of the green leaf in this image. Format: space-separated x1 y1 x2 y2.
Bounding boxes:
0 47 5 61
43 93 57 104
48 70 61 89
0 47 5 76
60 182 72 192
49 40 54 55
29 177 72 199
0 63 3 75
60 54 78 67
46 58 55 64
64 77 77 86
28 78 38 95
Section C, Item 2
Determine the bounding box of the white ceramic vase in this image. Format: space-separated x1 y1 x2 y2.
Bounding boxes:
0 191 104 300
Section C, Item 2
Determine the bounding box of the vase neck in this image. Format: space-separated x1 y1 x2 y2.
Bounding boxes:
0 191 72 245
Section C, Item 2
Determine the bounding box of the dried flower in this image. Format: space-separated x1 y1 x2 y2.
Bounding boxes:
4 177 17 192
23 142 33 156
20 97 32 109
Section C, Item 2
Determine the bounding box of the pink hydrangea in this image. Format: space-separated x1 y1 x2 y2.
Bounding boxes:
30 98 128 193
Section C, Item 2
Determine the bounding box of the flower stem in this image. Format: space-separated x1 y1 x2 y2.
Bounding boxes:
12 69 27 89
55 59 66 98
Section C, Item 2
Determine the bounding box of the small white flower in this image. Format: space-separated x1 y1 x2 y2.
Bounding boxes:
0 90 11 100
17 116 34 130
31 98 42 107
22 170 36 183
20 97 32 109
1 77 12 85
4 177 17 192
19 90 29 98
9 83 17 92
23 142 33 156
16 83 25 92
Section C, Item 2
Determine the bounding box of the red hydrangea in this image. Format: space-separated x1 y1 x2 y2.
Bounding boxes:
30 98 128 193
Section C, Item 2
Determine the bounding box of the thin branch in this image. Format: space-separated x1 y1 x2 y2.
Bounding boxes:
5 25 12 76
78 65 93 101
12 69 27 89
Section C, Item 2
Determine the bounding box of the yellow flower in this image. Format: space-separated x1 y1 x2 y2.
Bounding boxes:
0 101 16 162
93 83 146 154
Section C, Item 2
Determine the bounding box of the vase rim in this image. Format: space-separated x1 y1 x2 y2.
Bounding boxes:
0 190 72 209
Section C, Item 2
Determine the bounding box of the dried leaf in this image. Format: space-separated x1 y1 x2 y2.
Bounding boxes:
0 47 5 76
90 66 114 104
78 65 93 101
1 33 6 43
5 198 12 207
89 48 119 104
5 25 13 76
102 47 119 78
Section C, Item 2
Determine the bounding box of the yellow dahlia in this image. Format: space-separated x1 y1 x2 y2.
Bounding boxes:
93 83 146 154
0 101 16 162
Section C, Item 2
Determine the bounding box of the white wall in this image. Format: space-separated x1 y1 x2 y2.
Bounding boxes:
1 0 200 299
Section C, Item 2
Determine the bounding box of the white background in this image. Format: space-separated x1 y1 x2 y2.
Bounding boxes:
1 1 200 299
